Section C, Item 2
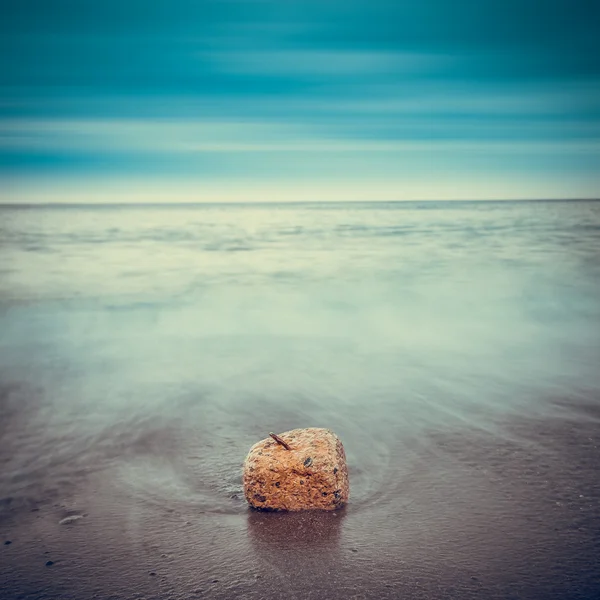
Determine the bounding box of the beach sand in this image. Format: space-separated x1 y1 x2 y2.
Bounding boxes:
1 390 599 600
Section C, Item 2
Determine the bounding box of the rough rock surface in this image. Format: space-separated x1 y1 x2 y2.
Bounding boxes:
242 428 349 511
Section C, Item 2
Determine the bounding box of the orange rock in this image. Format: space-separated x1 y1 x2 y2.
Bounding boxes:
242 428 349 511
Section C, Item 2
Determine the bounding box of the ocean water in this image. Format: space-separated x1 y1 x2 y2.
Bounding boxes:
1 200 600 599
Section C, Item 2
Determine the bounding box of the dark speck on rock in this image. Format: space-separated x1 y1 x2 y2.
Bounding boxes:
45 561 54 567
4 541 11 545
333 467 338 474
274 482 280 487
299 480 304 485
211 579 219 584
351 548 358 553
304 457 313 467
149 572 156 576
322 492 328 496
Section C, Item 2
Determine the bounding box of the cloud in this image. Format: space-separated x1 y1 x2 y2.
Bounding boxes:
2 118 599 158
4 171 599 204
1 0 598 200
203 49 450 77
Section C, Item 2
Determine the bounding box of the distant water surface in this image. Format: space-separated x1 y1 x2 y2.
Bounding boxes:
1 200 599 600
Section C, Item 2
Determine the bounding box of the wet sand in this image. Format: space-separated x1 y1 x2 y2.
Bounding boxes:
1 388 599 600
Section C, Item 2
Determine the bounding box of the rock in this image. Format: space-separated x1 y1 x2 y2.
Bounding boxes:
242 428 349 511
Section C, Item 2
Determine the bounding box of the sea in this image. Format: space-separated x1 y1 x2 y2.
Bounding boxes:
1 200 599 600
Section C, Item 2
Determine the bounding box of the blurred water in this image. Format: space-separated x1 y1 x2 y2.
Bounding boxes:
1 201 600 599
1 200 599 513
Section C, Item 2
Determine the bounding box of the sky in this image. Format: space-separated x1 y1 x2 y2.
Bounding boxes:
0 0 599 202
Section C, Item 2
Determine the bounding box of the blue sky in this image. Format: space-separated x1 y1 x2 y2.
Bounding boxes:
1 0 599 201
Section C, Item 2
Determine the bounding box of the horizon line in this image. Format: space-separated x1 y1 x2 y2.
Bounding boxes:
1 198 599 208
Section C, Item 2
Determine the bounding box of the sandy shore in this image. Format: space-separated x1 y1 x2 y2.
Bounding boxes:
1 395 599 600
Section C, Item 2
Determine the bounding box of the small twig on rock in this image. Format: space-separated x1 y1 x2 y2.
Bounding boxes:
269 432 291 450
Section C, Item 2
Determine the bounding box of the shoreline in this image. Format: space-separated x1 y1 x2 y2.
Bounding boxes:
2 400 599 600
